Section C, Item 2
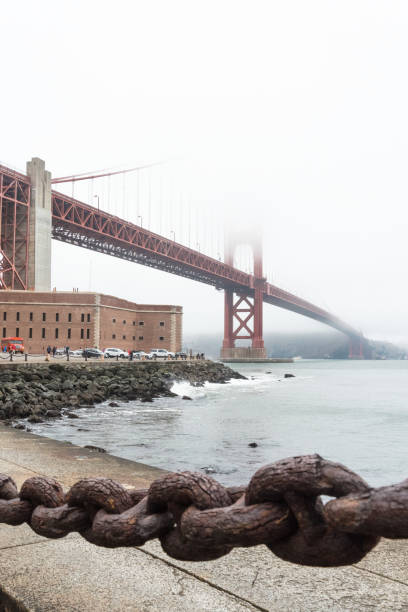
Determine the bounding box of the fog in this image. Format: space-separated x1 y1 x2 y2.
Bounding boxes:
2 1 408 346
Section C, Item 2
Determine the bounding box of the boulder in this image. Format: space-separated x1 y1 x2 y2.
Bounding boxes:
46 410 61 418
27 415 44 424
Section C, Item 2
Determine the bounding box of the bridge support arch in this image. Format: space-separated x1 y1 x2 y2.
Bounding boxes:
220 233 267 361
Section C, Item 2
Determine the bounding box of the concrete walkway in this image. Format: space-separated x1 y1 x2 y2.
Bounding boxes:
0 426 407 611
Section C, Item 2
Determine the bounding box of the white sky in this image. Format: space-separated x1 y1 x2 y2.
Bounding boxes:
2 1 408 346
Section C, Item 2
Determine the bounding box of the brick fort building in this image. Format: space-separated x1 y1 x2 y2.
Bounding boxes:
0 291 182 354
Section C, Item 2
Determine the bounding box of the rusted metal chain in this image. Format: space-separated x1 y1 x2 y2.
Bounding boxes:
0 454 404 566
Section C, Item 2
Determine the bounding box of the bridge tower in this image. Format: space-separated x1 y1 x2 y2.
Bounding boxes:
26 158 52 291
220 232 267 361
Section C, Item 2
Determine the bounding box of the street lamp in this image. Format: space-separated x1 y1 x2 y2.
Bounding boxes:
93 195 100 211
170 230 176 241
137 215 143 227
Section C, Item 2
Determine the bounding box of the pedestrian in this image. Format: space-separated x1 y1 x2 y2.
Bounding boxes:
47 345 51 355
65 346 70 356
52 346 57 357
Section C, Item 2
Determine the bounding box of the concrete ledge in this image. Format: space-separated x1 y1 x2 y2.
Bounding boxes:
0 427 408 611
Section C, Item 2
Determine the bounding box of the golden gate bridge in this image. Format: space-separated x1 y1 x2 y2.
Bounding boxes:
0 158 365 359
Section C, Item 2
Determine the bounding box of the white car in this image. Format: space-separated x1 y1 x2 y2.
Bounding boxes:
104 348 129 359
70 349 83 357
131 350 148 359
148 349 175 359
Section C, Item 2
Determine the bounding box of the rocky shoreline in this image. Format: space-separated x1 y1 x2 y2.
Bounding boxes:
0 361 245 426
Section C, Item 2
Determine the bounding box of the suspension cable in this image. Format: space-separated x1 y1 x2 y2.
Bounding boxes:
51 161 165 184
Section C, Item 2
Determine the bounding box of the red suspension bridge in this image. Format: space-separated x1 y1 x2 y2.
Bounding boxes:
0 158 365 359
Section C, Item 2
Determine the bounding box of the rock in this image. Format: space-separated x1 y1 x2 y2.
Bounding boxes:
201 467 216 474
66 412 80 419
46 410 61 418
248 442 258 448
77 428 90 432
27 415 44 424
182 395 192 400
62 379 74 391
284 373 295 378
109 402 119 407
13 424 25 430
84 445 106 453
49 364 65 373
266 371 272 374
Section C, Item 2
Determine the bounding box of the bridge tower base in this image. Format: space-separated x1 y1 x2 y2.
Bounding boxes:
348 338 364 359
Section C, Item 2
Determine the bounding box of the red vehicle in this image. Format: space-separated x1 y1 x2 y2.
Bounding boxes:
1 337 24 354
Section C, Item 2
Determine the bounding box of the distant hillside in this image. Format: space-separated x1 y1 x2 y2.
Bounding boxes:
183 331 407 360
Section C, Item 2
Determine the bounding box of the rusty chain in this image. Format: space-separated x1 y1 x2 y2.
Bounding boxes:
0 454 406 567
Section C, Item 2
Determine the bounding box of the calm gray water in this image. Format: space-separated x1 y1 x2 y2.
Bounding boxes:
29 360 408 487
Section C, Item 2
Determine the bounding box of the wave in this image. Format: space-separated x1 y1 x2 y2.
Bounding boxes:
170 372 284 399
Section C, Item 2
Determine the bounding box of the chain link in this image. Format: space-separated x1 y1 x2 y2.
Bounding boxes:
0 454 403 566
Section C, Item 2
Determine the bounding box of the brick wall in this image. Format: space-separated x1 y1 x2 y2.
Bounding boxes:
0 291 182 354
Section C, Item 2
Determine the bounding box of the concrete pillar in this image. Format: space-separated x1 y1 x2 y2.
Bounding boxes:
26 157 52 291
222 290 234 349
94 293 101 349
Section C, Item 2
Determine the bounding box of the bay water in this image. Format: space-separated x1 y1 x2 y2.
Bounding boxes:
29 360 408 487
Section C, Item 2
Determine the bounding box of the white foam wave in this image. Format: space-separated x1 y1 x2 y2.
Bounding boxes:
171 381 208 399
171 373 282 399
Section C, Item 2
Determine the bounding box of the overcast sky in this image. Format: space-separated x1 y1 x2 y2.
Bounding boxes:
2 1 408 346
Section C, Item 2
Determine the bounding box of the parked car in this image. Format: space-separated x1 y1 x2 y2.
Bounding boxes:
147 349 175 359
82 348 104 358
131 350 148 359
103 348 129 359
70 349 83 357
175 351 187 359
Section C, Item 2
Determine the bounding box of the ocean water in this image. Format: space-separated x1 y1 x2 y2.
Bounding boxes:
28 360 408 488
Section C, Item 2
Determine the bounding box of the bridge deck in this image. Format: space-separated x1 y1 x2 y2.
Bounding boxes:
51 189 361 339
